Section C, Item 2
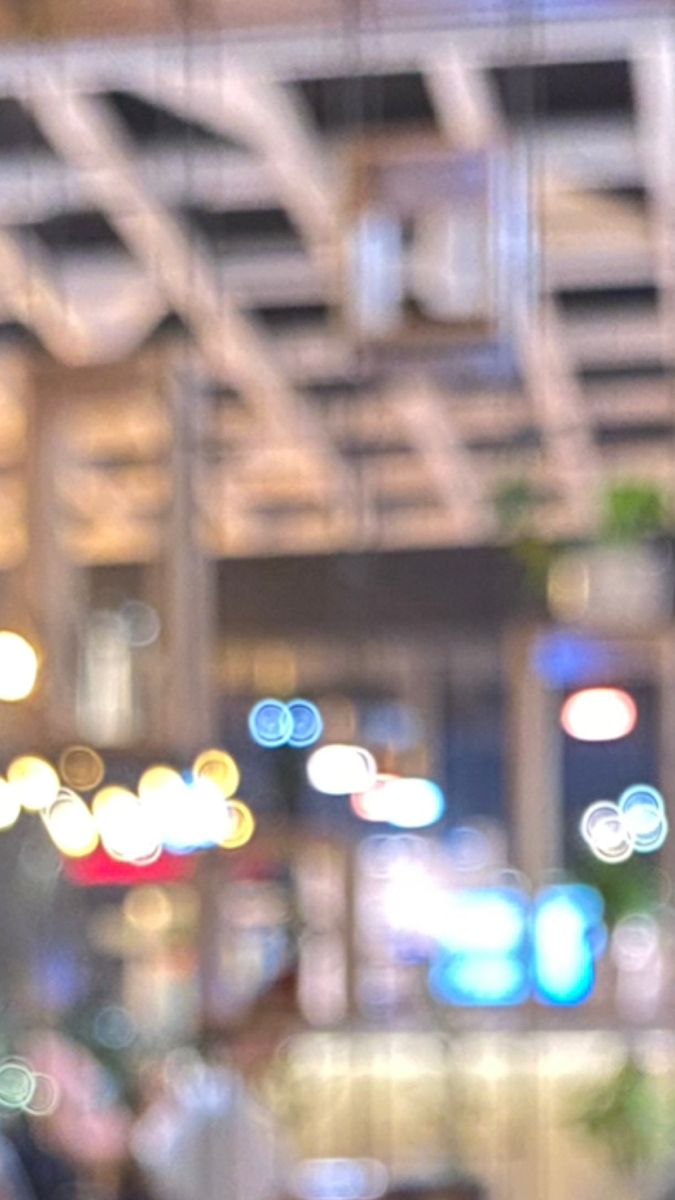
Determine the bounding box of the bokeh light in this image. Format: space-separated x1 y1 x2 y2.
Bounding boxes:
580 800 633 863
288 699 323 748
93 786 161 865
8 755 59 812
218 800 256 850
24 1071 60 1117
611 914 660 972
351 774 400 821
0 631 39 701
138 765 185 803
248 698 294 748
294 1158 388 1200
192 749 240 799
0 1059 36 1110
0 777 21 830
120 600 161 647
561 687 637 742
0 1058 59 1118
93 1006 137 1052
59 745 105 792
307 744 377 795
380 777 445 829
123 886 173 934
43 789 99 858
618 784 668 854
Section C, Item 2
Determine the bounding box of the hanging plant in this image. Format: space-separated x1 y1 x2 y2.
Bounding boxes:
492 479 556 598
571 1056 675 1182
601 482 671 544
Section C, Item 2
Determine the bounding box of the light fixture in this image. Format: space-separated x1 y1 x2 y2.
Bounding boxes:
561 687 637 742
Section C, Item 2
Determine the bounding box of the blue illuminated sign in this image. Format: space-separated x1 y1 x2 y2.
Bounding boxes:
429 884 605 1008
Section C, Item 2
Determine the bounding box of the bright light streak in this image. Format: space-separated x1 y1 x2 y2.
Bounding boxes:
351 774 400 821
288 699 323 748
43 789 99 858
0 631 39 701
307 744 377 795
580 800 633 863
383 777 445 828
561 687 637 742
0 778 20 830
192 749 240 798
58 745 105 792
618 784 669 854
248 699 293 747
7 756 59 812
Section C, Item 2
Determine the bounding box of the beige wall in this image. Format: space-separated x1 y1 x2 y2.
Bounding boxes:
265 1030 675 1200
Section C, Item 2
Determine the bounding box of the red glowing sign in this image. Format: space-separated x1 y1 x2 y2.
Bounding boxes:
63 847 196 887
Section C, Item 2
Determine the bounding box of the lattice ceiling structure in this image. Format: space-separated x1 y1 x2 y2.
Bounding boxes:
0 0 671 566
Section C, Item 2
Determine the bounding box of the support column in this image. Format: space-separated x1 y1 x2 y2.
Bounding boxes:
151 356 216 758
18 363 83 746
657 629 675 887
505 626 563 886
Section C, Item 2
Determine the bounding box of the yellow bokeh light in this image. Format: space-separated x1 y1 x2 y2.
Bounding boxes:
7 756 59 812
123 886 173 934
138 765 184 802
0 778 20 830
58 746 104 792
0 631 38 702
43 789 98 858
93 786 161 864
192 749 240 799
219 800 256 850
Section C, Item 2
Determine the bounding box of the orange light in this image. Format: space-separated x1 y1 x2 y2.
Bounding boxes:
561 687 637 742
351 773 400 821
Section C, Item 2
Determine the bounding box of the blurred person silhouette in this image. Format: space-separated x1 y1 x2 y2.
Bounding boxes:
131 974 297 1200
6 1114 78 1200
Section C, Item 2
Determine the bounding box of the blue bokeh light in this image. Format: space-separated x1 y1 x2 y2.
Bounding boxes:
531 631 613 688
533 885 604 1006
618 783 668 854
430 884 605 1008
288 699 323 749
248 699 294 748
